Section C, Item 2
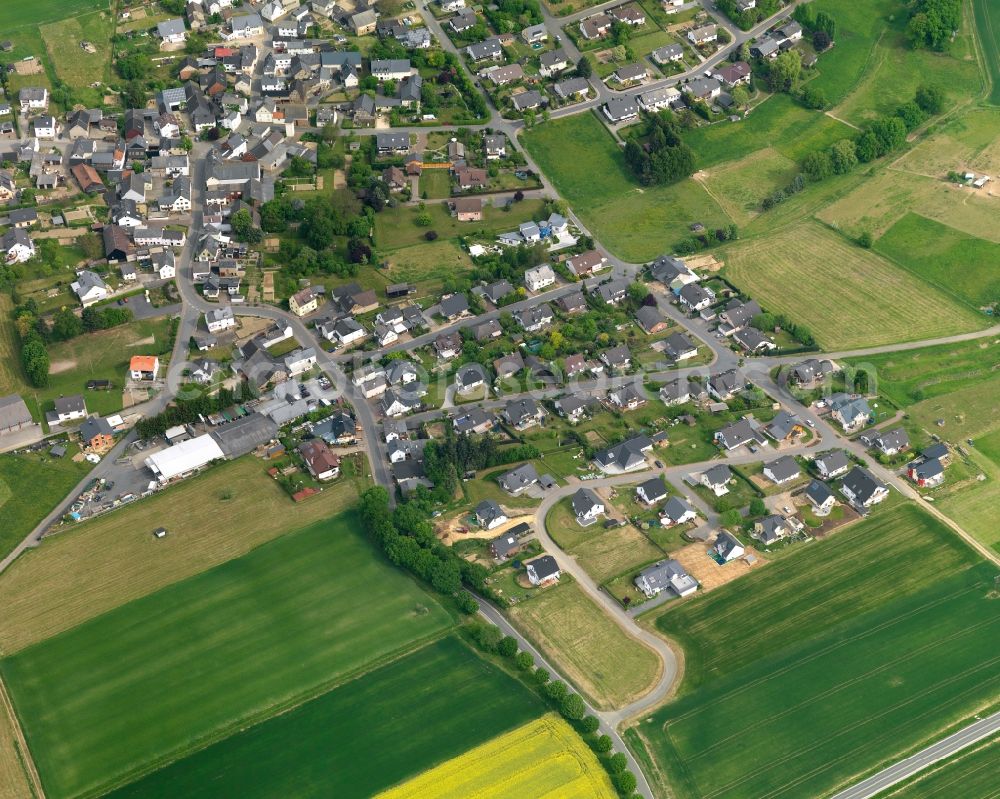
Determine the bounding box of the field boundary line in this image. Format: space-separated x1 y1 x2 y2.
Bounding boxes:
0 676 44 799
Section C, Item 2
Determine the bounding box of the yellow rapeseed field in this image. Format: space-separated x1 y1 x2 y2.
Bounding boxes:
376 714 616 799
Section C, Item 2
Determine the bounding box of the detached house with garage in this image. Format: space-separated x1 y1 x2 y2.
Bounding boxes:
526 555 561 586
572 487 605 525
714 530 745 562
814 449 850 479
828 393 872 432
636 559 697 598
475 499 508 530
840 466 889 509
660 496 697 526
636 476 668 506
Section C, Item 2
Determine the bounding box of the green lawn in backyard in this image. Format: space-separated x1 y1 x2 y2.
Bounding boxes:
522 113 730 262
629 503 999 799
382 239 474 295
0 449 90 563
374 199 546 250
104 636 543 799
874 213 1000 309
1 512 453 799
509 579 661 710
418 169 452 199
33 317 176 422
973 0 1000 104
681 94 854 170
722 221 987 350
807 0 982 121
879 735 1000 799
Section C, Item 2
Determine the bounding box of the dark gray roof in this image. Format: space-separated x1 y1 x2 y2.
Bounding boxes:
210 414 279 458
0 394 32 430
764 455 801 483
439 293 469 318
715 530 742 558
637 476 667 501
805 479 834 506
662 495 695 523
842 466 886 504
571 487 602 517
703 463 732 486
53 395 86 415
527 554 559 580
815 449 850 474
593 435 652 470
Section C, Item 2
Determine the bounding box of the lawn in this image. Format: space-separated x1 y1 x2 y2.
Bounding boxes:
33 317 177 422
375 713 616 799
935 445 1000 552
630 503 1000 799
0 457 371 655
881 734 1000 799
0 0 106 29
0 449 91 567
699 147 799 226
906 376 1000 443
806 0 982 122
874 213 1000 309
722 221 987 351
104 637 544 799
522 113 731 262
682 94 855 170
892 106 1000 180
508 579 661 710
973 0 1000 105
419 169 452 199
383 239 474 291
1 511 453 799
373 199 546 250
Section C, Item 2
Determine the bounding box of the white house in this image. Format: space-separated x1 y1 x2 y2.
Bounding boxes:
525 264 556 292
475 499 508 530
526 555 561 586
571 487 605 525
284 347 318 376
2 229 35 264
157 18 187 45
713 531 745 562
205 307 236 333
71 270 109 307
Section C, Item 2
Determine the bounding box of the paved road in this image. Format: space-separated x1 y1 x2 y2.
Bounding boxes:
828 711 1000 799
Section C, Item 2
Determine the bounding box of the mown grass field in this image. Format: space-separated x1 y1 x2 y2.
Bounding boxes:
2 512 453 799
0 457 371 655
874 213 1000 308
384 239 474 289
105 636 543 799
682 94 854 170
0 451 91 567
805 0 981 124
522 113 730 262
723 222 987 350
883 734 1000 798
39 13 114 106
936 444 1000 552
0 0 106 29
375 713 616 799
0 297 29 402
419 168 452 199
509 579 661 710
631 503 1000 799
893 106 1000 179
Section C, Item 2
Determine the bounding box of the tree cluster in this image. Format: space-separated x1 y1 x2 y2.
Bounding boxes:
422 429 541 499
484 0 542 34
717 0 780 30
750 311 815 347
674 224 739 255
623 113 696 186
135 384 256 439
907 0 961 51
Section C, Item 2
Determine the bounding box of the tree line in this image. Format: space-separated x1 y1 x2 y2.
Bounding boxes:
134 383 257 439
423 430 541 501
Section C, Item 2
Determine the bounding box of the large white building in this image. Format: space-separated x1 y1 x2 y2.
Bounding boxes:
145 434 225 482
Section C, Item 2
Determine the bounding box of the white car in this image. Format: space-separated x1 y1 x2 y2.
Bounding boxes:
806 419 815 428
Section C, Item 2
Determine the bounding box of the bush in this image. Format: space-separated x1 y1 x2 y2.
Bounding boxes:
515 651 534 670
616 771 637 794
457 592 479 614
595 734 613 752
424 230 438 241
533 667 550 684
857 230 874 248
545 680 568 702
581 715 600 734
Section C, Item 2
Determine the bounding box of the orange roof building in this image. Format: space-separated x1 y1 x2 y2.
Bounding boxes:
129 355 161 380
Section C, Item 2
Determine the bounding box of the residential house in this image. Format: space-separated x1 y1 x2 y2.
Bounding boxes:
456 363 486 393
554 77 590 101
381 389 421 417
708 369 746 401
733 326 776 354
715 418 765 451
499 462 541 495
717 298 762 335
828 393 872 432
790 358 834 385
565 250 608 278
580 13 612 40
71 270 109 307
511 91 544 113
701 463 732 495
556 291 587 314
805 479 836 515
514 303 554 332
635 559 697 598
0 394 33 434
763 410 804 442
526 555 560 586
490 530 523 561
350 9 377 35
685 76 722 101
475 499 508 530
662 331 698 360
571 487 605 525
453 407 495 435
908 457 945 488
371 59 412 81
539 49 570 77
608 383 646 411
678 282 715 312
659 378 705 406
860 427 910 457
554 393 597 422
483 279 515 305
504 397 544 430
129 355 160 381
639 85 681 112
489 64 524 86
661 496 697 526
603 96 638 123
688 24 718 45
600 344 631 372
299 439 341 480
651 43 684 64
716 61 751 87
466 38 503 62
50 395 87 425
494 352 525 379
79 416 115 450
814 449 851 479
521 23 548 44
636 476 668 505
714 530 745 562
525 264 556 292
1 229 34 264
439 292 470 320
613 63 648 84
840 466 889 509
593 278 630 305
755 514 790 545
593 435 653 473
763 455 801 485
157 18 187 45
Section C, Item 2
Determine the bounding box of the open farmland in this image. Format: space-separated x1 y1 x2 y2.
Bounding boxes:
375 714 616 799
723 222 987 350
936 445 1000 552
1 512 452 799
874 213 1000 308
0 0 106 29
0 457 370 655
629 503 1000 799
523 113 730 262
509 580 661 710
893 106 1000 179
883 734 1000 799
0 451 91 565
972 0 1000 104
698 148 799 226
0 680 34 799
105 637 543 799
